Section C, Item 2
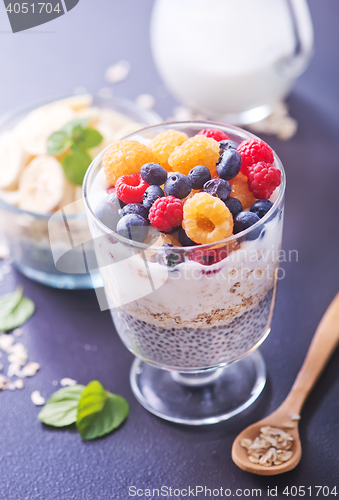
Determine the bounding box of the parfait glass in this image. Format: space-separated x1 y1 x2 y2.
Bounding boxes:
83 122 286 425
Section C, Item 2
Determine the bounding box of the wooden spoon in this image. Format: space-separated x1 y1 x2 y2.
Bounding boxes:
232 292 339 475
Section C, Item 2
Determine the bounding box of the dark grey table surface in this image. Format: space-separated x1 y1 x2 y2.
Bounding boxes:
0 1 339 499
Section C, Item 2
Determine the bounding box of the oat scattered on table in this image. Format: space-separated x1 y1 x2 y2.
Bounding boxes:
167 101 297 141
0 374 10 390
169 106 207 122
135 93 155 110
21 362 40 377
15 379 24 390
31 390 45 406
60 377 77 387
105 61 130 83
0 334 15 352
0 331 41 390
247 102 297 140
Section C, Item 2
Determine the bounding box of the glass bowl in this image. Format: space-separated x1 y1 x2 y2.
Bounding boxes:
83 121 286 424
0 95 161 289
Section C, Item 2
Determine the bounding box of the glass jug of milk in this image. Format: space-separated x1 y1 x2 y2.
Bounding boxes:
150 0 314 124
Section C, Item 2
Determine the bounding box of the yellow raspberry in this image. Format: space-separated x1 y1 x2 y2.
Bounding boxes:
103 140 155 186
168 135 219 176
229 172 257 209
149 129 188 172
183 192 233 244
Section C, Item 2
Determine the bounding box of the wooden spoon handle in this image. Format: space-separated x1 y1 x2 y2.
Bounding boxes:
283 292 339 415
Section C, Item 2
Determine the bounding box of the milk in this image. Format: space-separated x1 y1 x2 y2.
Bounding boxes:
150 0 313 122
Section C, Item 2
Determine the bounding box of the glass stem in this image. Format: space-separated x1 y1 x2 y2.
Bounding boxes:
171 367 224 387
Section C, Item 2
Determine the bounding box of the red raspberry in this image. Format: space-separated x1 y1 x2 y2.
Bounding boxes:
247 162 281 200
115 173 149 204
149 196 183 232
189 246 227 266
197 128 229 142
237 139 274 176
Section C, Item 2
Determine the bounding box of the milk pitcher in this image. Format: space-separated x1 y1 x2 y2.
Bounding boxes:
150 0 314 124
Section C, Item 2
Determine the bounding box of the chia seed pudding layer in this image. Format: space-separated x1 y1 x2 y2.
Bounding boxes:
112 287 275 370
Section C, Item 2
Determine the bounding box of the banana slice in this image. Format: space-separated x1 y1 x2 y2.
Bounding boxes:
51 94 93 111
14 105 75 156
0 189 21 206
0 132 28 189
18 155 64 213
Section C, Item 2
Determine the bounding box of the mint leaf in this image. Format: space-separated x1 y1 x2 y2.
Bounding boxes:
47 130 72 156
0 287 35 331
70 126 102 151
81 128 103 149
62 118 90 136
38 385 85 427
71 124 87 146
0 287 23 319
61 150 92 185
77 381 129 440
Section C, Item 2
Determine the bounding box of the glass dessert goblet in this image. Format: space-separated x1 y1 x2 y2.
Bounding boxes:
83 122 286 425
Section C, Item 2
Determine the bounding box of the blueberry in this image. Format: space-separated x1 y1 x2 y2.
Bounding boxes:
156 244 185 267
217 149 242 180
178 227 196 247
116 214 149 243
94 193 121 231
143 185 164 210
219 139 237 154
140 162 167 186
224 197 243 219
233 211 262 240
187 165 211 190
122 203 149 220
164 173 192 199
250 200 274 219
203 178 231 203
